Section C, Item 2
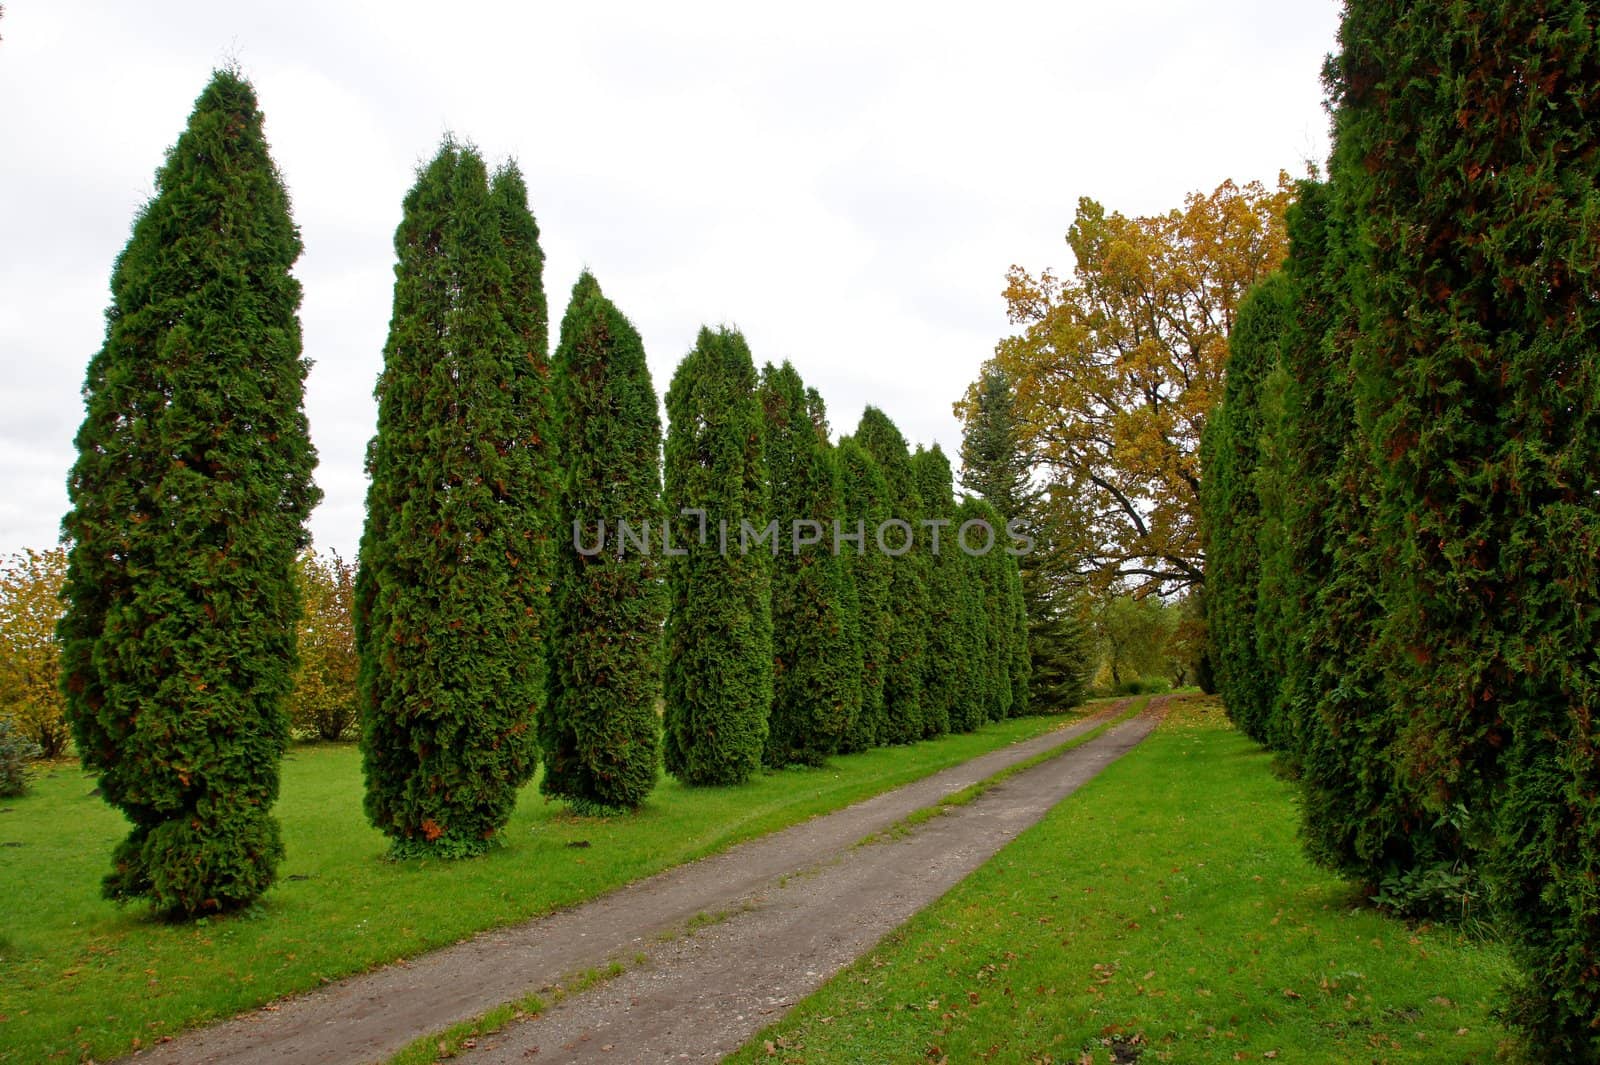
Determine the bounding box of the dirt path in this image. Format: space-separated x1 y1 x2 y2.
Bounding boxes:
129 700 1157 1065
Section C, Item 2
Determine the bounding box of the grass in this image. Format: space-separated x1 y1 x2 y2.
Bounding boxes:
0 711 1086 1062
728 696 1515 1064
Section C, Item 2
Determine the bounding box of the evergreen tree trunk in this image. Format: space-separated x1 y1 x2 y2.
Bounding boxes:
355 143 552 857
760 362 858 766
541 272 664 811
662 328 772 785
58 70 319 916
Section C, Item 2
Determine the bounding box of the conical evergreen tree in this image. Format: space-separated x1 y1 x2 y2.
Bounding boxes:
760 363 858 766
1328 4 1600 1053
58 70 319 916
836 437 890 751
855 407 928 742
540 272 664 811
1200 271 1289 745
960 367 1091 710
662 327 773 785
912 445 974 732
355 142 553 857
955 496 1014 722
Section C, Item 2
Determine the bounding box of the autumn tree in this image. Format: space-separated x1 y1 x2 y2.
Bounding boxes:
987 178 1291 597
836 437 890 751
855 407 929 742
541 272 665 812
761 361 857 766
0 547 70 757
356 143 553 857
58 71 319 915
290 549 357 742
662 327 772 786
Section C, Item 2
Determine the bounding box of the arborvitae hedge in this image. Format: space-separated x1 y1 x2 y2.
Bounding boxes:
912 445 978 732
855 407 928 743
662 327 772 785
58 70 319 915
760 361 858 766
355 144 552 857
836 436 890 752
1328 4 1600 1054
957 496 1015 722
540 272 664 811
1004 550 1031 716
1200 271 1289 745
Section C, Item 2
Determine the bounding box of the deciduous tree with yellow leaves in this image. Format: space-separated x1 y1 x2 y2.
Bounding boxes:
980 177 1292 595
0 547 69 758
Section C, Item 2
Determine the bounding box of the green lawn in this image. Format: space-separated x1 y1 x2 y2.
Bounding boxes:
729 697 1514 1064
0 712 1084 1062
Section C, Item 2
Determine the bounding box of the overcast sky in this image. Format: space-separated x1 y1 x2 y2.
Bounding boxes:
0 1 1340 560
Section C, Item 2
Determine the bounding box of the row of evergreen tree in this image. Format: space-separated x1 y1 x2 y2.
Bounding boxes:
58 70 1034 915
1201 4 1600 1059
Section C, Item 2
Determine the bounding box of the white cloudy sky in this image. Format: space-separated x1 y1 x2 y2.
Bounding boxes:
0 1 1340 561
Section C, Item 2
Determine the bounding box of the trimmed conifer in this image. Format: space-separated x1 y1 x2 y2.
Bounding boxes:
1328 4 1600 1052
912 445 976 732
955 496 1014 722
58 70 319 915
835 437 890 751
540 272 664 811
355 143 553 857
662 327 772 785
855 407 928 742
1200 271 1289 745
759 362 858 766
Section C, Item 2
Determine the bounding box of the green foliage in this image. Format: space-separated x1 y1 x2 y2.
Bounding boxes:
540 273 665 812
956 496 1014 722
760 362 858 767
0 546 70 757
662 327 772 786
835 437 890 752
911 445 971 733
290 549 357 742
57 70 318 916
1089 594 1176 693
1326 4 1600 1055
0 715 42 797
855 407 928 742
356 143 553 857
1200 271 1289 745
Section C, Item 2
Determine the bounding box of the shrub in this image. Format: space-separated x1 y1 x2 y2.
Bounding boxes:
0 716 42 798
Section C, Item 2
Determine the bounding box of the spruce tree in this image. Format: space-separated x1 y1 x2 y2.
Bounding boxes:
913 446 976 732
960 367 1091 710
1200 272 1289 745
855 407 928 742
1329 4 1600 1053
759 361 858 766
58 70 319 915
355 143 552 857
540 272 664 811
662 327 772 785
836 437 890 751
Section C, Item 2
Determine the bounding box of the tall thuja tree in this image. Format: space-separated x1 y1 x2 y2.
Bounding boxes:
855 407 928 742
662 327 772 785
540 273 663 811
836 437 890 751
912 445 974 732
58 70 319 915
760 362 858 766
356 143 552 857
960 367 1091 710
1330 5 1600 1053
955 496 1013 721
1199 271 1289 745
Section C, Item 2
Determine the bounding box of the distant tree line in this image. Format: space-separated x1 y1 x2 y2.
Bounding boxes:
46 68 1050 918
1201 4 1600 1059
